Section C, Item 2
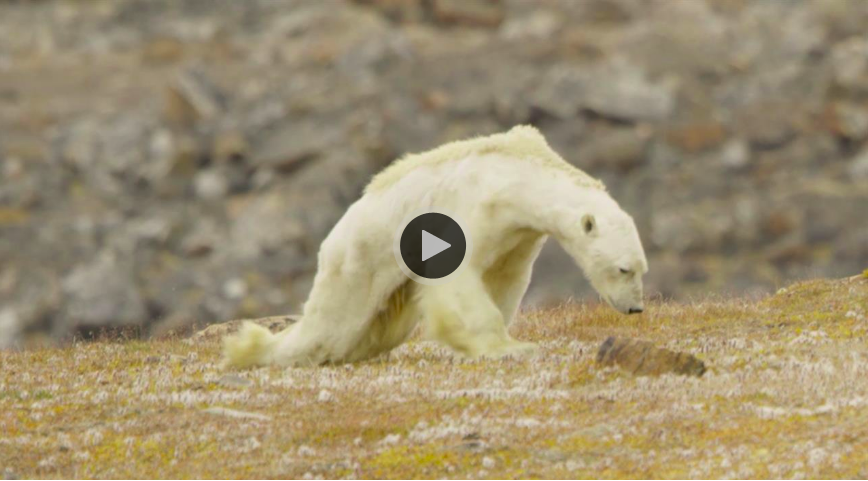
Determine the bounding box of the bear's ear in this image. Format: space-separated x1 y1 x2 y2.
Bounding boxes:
581 214 597 236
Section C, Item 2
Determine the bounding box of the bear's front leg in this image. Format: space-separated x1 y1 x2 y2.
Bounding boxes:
418 268 538 358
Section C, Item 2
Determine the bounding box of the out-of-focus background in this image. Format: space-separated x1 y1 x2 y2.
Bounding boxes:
0 0 866 346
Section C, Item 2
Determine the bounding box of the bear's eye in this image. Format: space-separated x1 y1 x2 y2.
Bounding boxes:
619 268 631 275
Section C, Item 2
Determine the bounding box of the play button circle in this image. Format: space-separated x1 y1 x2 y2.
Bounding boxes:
395 211 470 284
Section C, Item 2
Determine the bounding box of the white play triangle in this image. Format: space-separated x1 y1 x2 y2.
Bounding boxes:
421 230 451 262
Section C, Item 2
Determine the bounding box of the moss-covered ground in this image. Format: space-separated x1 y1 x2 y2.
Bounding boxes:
2 275 868 478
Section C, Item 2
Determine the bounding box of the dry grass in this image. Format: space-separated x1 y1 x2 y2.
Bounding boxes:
2 276 868 479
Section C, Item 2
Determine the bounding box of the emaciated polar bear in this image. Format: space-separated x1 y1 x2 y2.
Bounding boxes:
224 125 648 367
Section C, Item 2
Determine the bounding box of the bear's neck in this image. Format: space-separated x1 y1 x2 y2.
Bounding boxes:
496 171 608 251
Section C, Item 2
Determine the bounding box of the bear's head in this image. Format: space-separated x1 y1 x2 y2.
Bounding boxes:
564 198 648 314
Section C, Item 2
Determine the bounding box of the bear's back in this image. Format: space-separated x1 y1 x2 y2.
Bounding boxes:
365 125 605 195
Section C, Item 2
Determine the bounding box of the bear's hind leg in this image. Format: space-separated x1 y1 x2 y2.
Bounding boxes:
419 268 537 358
344 281 420 362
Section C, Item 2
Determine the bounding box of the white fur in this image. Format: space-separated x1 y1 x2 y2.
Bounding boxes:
223 126 648 367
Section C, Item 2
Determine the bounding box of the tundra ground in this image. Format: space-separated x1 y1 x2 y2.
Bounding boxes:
2 275 868 479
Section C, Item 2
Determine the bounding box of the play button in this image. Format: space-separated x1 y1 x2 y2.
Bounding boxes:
421 230 450 261
394 211 470 284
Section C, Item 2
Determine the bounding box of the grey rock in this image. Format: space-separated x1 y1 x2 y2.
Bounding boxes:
192 315 299 341
99 116 151 176
222 278 248 300
251 119 337 173
228 188 309 260
60 119 101 169
849 148 868 179
734 103 799 150
577 127 649 171
165 67 226 126
499 10 560 41
212 130 249 163
0 307 20 348
834 227 868 267
580 59 676 122
647 139 684 170
145 131 202 191
831 36 868 93
531 66 587 120
719 139 751 170
193 168 230 200
830 102 868 141
61 252 147 329
180 218 223 257
431 0 504 28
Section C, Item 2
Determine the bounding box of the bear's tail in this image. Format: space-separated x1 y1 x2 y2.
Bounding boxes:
222 322 278 369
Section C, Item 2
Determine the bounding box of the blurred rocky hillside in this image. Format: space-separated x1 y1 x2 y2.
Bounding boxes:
1 0 867 345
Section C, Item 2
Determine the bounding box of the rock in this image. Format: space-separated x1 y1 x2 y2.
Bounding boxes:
59 119 101 169
431 0 504 28
163 67 226 127
100 117 152 177
800 195 862 245
831 36 868 94
180 218 222 257
596 336 706 377
141 37 185 64
0 207 29 226
530 66 586 120
665 121 727 153
191 315 299 341
647 138 684 170
823 102 868 141
762 210 800 237
834 228 868 267
581 59 676 122
578 127 649 171
499 10 560 41
765 236 812 266
650 210 703 253
213 130 249 163
1 156 24 180
532 61 674 123
849 148 868 180
734 103 800 150
146 130 201 187
718 139 751 169
193 169 230 200
0 307 20 348
228 189 310 260
222 278 248 300
61 252 147 330
251 120 334 173
351 0 427 24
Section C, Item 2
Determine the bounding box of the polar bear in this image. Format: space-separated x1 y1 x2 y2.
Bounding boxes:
223 125 647 367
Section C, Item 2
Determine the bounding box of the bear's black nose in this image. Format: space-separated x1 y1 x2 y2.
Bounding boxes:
628 307 644 314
